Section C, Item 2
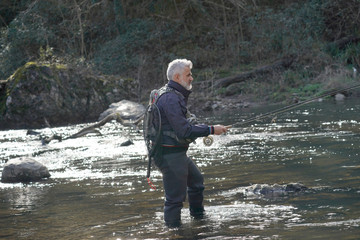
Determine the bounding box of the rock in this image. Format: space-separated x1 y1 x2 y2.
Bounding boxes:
211 102 220 110
26 129 41 135
120 139 134 146
244 183 307 196
202 101 214 111
0 62 137 129
98 100 145 121
335 93 345 101
1 157 50 183
225 83 242 96
285 182 308 192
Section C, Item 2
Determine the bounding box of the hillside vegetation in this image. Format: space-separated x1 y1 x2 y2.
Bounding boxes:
1 0 359 103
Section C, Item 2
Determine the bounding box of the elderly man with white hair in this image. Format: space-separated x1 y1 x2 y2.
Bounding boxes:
152 58 228 227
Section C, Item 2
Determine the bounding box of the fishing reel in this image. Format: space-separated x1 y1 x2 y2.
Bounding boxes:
202 125 232 146
203 136 214 146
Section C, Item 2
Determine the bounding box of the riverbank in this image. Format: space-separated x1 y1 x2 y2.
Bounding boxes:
1 61 359 130
188 85 358 115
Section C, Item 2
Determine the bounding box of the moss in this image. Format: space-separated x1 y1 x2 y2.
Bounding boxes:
53 64 67 70
23 61 67 70
4 64 29 104
8 61 64 85
24 61 38 68
2 61 68 113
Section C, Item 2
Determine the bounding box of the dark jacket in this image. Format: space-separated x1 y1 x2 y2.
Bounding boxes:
157 80 210 146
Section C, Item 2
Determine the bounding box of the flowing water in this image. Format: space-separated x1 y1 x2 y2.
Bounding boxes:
1 99 359 239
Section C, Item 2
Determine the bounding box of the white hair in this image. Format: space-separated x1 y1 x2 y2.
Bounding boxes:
166 59 193 81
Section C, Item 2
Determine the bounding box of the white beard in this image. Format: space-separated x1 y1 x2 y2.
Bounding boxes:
180 79 192 90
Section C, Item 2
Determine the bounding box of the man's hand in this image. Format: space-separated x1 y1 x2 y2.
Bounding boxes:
213 125 231 135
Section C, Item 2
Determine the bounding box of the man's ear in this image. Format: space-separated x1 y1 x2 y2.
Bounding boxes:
173 73 180 82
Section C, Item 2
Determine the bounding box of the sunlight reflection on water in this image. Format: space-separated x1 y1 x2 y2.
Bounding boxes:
1 100 360 239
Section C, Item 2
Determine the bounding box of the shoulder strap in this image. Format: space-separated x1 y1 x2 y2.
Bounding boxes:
153 84 182 104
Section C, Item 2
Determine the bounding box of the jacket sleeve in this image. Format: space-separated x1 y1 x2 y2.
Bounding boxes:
159 92 210 140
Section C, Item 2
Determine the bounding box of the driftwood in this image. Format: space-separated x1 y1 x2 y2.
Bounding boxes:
40 112 144 144
40 134 63 145
66 112 144 139
212 56 295 88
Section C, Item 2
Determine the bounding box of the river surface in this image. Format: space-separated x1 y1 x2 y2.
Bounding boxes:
1 99 359 239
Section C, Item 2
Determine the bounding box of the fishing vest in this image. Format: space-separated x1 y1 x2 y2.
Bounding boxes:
146 84 196 146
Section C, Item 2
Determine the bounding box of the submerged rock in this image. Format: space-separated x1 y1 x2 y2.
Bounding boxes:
120 139 134 146
1 157 50 183
243 183 307 196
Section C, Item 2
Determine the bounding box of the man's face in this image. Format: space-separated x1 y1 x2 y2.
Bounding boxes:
177 66 193 90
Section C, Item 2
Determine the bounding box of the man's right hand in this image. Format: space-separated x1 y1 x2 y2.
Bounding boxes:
213 125 231 135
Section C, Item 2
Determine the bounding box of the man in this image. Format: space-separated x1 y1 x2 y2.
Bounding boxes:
154 59 228 227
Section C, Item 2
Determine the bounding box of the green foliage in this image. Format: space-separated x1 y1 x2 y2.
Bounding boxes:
322 68 358 91
93 19 156 75
322 0 360 41
245 0 327 61
339 43 360 68
39 46 54 63
0 0 359 104
325 41 360 69
92 18 181 93
0 1 60 79
0 0 33 27
290 83 323 99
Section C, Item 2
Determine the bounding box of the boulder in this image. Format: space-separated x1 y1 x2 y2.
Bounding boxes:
0 62 137 129
1 157 50 183
98 100 145 121
335 93 345 101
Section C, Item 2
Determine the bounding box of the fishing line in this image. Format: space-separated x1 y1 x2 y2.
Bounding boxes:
202 81 360 146
233 82 360 127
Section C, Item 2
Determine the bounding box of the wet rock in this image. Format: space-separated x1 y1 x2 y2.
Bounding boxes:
335 93 345 101
244 183 307 196
120 139 134 146
26 129 41 135
1 157 50 183
98 100 145 121
285 182 308 192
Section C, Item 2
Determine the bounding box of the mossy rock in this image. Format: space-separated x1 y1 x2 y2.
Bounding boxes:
0 62 138 129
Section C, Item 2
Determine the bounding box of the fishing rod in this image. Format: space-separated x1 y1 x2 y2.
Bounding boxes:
202 81 360 146
234 81 360 127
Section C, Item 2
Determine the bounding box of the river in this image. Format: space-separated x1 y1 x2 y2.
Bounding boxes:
1 99 359 239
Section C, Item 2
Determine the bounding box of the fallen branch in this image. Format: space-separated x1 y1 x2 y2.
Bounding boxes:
65 112 144 139
40 112 144 144
41 134 63 145
212 56 295 88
